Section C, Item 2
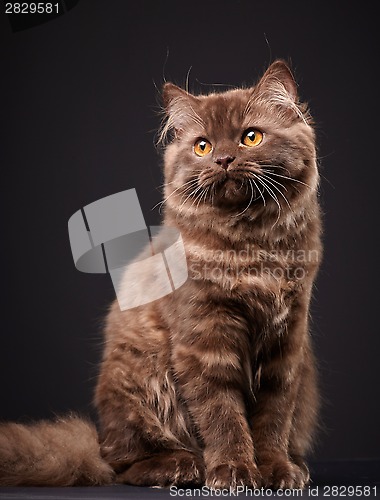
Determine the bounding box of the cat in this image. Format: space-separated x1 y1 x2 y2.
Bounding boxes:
0 60 322 490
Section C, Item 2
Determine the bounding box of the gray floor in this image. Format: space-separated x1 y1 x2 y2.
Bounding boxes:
0 460 379 499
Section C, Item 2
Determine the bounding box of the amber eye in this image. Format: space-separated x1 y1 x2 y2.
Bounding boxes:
194 138 212 157
241 128 263 147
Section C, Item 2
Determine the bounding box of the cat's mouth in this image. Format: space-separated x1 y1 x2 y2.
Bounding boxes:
201 169 260 206
220 176 246 195
194 161 298 210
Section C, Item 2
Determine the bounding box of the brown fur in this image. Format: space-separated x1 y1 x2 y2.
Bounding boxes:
0 60 322 490
0 415 113 486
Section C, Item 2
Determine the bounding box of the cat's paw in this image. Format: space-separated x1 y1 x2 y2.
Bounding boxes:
117 450 205 487
206 462 261 490
259 457 309 489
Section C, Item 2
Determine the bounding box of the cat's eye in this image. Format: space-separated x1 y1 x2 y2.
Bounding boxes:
241 129 263 147
194 138 212 157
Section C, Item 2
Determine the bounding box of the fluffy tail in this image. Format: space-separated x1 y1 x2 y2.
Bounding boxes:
0 414 114 486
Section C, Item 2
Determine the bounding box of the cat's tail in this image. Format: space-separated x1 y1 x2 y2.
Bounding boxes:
0 414 114 486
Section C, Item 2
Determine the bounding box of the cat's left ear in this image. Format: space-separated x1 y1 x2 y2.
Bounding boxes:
253 60 306 121
257 60 298 101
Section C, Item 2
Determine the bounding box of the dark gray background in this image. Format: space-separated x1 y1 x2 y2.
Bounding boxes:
0 0 378 463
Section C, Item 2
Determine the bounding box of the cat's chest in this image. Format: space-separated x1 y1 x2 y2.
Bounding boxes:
186 244 300 330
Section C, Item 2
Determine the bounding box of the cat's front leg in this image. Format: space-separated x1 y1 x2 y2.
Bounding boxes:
250 300 314 489
173 347 260 489
170 298 261 490
251 370 308 490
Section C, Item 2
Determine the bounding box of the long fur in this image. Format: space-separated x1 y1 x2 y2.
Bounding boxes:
0 415 113 486
0 60 322 490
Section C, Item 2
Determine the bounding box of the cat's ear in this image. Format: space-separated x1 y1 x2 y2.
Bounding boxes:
253 60 305 121
257 60 298 101
161 83 200 139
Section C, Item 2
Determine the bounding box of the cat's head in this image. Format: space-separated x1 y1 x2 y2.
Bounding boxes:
160 60 318 222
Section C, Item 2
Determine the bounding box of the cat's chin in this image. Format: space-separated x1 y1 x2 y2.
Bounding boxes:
212 178 255 208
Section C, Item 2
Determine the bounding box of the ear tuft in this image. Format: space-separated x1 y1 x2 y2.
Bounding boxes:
159 83 201 144
252 59 309 122
162 83 189 109
262 59 298 101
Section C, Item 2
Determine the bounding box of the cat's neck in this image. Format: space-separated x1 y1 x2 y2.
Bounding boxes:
163 193 319 253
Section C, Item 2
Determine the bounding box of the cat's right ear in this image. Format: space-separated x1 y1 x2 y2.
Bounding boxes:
161 83 200 140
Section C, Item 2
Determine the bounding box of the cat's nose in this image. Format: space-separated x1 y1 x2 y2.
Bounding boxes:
215 155 235 170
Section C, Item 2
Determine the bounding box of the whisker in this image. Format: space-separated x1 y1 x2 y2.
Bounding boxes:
260 169 311 188
253 163 292 175
253 174 282 227
200 185 211 207
259 173 288 191
251 177 266 207
233 179 255 218
196 185 210 209
153 178 199 212
189 185 207 212
259 174 292 210
193 190 206 211
178 184 203 210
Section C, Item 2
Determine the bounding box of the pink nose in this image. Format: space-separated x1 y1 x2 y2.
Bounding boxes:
215 155 235 170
